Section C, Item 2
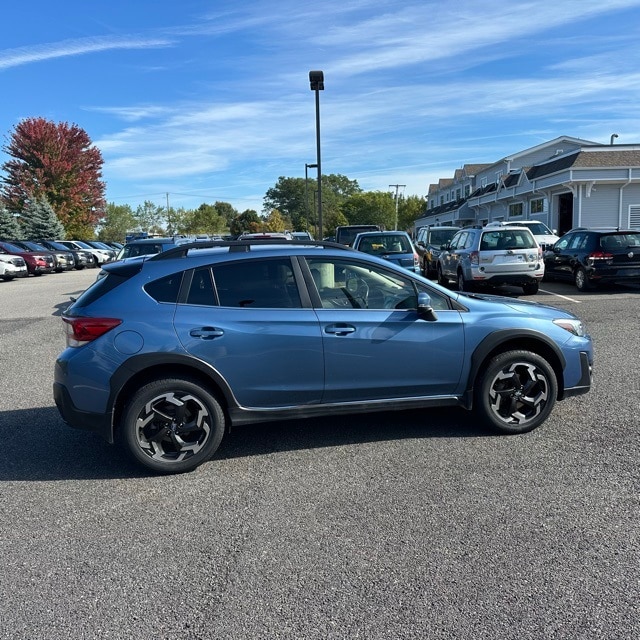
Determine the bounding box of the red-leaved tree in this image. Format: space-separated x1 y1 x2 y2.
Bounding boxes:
1 118 106 237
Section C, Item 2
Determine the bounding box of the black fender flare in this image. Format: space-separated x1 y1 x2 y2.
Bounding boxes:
463 329 566 406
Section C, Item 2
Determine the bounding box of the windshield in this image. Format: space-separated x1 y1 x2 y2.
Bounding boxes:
522 222 553 235
429 229 458 245
357 234 412 254
480 229 537 250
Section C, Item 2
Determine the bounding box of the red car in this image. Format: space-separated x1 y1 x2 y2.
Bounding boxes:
0 240 55 275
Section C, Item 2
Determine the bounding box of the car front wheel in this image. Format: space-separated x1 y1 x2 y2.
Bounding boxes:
475 350 557 434
120 377 225 474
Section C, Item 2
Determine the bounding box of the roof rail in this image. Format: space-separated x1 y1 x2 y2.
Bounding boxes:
149 238 354 261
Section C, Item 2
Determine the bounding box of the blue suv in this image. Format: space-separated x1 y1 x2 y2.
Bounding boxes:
54 240 593 474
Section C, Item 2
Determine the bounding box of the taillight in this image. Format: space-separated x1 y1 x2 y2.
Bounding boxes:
62 316 122 347
469 251 479 265
587 251 613 266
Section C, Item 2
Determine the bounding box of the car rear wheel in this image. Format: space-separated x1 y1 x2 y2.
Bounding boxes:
120 377 225 474
475 350 557 434
522 281 539 295
574 267 593 291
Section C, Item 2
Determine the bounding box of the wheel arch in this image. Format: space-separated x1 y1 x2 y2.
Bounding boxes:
109 354 236 444
463 330 567 408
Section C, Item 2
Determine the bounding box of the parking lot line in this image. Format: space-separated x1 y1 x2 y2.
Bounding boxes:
539 288 581 303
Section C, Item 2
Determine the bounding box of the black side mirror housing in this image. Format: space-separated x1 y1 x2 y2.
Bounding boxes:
417 292 438 322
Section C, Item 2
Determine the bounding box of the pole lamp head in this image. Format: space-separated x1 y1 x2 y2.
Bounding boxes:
309 70 324 91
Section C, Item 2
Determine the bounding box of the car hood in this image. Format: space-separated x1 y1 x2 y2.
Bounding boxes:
454 290 578 319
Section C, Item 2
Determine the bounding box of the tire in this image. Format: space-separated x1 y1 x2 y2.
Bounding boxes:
475 350 557 434
120 377 225 474
522 281 539 295
574 267 593 291
457 270 473 292
437 265 448 286
2 275 15 281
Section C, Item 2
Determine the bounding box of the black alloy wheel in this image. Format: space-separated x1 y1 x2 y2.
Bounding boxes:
121 377 225 474
475 350 557 434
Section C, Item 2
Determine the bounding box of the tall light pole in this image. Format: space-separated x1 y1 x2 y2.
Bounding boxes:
305 162 318 236
309 70 324 237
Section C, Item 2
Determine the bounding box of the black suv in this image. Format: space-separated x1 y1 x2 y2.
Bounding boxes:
414 225 459 277
543 228 640 290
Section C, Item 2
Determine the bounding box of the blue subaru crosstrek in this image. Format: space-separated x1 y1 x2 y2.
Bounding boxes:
54 239 593 474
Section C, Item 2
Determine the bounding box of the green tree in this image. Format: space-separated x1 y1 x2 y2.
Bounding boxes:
134 200 165 234
264 174 362 233
98 203 137 242
213 201 237 229
230 209 260 236
180 203 225 235
263 209 286 232
0 204 22 239
1 117 106 237
341 191 396 229
397 195 426 232
21 196 66 239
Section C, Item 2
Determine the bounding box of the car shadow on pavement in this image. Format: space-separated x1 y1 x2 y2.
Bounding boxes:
0 406 494 481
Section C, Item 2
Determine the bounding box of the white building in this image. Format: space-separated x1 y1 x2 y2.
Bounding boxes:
414 136 640 235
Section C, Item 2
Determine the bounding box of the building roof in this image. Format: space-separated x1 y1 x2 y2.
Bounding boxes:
527 148 640 180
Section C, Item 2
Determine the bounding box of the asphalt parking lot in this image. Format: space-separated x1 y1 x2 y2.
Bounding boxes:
0 269 638 640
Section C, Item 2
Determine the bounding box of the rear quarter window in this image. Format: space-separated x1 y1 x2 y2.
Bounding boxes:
144 272 184 303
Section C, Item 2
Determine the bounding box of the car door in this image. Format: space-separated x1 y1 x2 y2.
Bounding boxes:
173 257 324 408
441 231 467 278
546 233 584 280
305 256 465 403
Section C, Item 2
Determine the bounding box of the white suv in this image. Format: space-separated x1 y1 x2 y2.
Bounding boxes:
487 220 560 251
0 254 28 280
437 225 544 295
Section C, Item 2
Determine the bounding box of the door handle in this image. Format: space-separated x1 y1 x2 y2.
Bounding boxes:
189 327 224 340
324 324 356 336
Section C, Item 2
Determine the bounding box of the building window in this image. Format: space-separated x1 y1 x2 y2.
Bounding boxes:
465 185 471 197
481 177 488 188
495 171 503 184
440 196 444 205
508 202 524 218
530 198 544 214
456 188 461 200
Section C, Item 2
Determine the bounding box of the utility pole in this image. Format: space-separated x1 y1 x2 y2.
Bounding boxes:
389 184 406 230
166 192 171 234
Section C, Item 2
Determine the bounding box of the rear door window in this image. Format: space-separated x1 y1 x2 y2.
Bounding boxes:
213 258 302 308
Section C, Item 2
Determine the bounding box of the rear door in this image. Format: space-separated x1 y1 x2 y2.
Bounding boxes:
174 257 324 408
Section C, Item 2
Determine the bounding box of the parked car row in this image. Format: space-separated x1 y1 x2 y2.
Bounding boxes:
409 222 640 293
0 239 123 278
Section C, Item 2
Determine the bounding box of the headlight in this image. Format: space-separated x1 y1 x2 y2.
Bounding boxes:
553 318 586 336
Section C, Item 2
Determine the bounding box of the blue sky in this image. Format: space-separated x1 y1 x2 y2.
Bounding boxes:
1 0 640 215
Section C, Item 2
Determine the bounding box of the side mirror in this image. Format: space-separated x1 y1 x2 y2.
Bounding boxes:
417 292 438 322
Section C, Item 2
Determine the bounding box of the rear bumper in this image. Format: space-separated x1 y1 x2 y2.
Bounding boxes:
53 381 113 443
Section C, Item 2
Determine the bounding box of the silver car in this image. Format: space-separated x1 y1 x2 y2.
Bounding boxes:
437 225 544 295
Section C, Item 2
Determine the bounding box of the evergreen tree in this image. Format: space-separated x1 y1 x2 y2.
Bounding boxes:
21 197 65 239
0 204 23 239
